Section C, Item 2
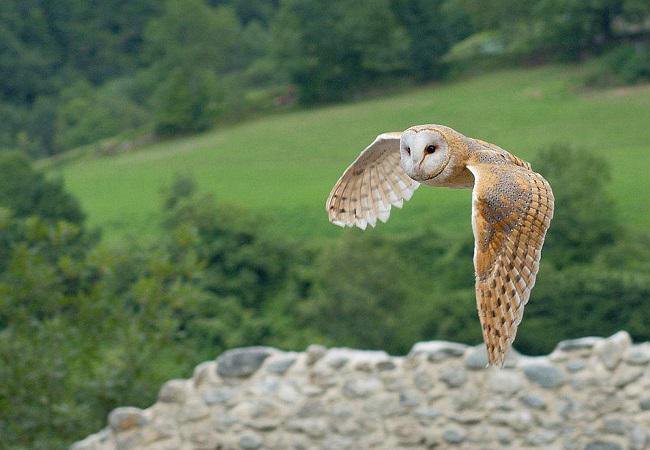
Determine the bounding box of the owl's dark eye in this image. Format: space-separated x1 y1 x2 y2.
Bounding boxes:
425 145 436 154
405 146 411 155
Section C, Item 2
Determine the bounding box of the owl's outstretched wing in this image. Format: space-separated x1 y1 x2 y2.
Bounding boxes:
467 162 554 367
326 132 419 229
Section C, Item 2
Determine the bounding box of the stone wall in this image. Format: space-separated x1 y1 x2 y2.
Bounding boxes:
73 331 650 450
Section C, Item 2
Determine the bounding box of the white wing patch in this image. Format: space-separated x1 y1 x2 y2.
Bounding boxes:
326 133 419 229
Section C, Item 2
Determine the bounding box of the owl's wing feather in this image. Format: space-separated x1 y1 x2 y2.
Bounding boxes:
326 132 419 229
467 162 554 367
474 139 532 170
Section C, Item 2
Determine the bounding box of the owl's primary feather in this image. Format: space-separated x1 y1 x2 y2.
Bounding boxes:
326 133 419 229
325 125 554 366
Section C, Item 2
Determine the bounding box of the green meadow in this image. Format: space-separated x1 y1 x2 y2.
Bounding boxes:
55 66 650 242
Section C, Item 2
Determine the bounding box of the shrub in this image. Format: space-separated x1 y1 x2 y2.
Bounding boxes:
272 0 410 103
0 152 85 224
55 80 148 150
519 264 650 354
151 69 223 136
532 145 619 267
584 42 650 87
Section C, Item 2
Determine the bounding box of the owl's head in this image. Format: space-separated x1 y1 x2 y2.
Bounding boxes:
399 125 469 186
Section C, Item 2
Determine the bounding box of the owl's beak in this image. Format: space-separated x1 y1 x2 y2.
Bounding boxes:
408 153 428 180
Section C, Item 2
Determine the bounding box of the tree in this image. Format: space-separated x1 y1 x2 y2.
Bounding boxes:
39 0 161 83
161 175 295 312
143 0 246 134
519 264 650 354
445 0 534 32
55 79 148 149
144 0 244 74
300 232 417 353
525 0 626 60
0 151 84 224
151 68 222 135
230 0 280 24
272 0 410 103
531 145 619 267
0 156 97 447
0 0 161 156
392 0 473 79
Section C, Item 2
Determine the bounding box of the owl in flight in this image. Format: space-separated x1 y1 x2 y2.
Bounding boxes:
325 125 554 366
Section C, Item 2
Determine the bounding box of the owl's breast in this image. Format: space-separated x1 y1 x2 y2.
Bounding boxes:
420 166 474 189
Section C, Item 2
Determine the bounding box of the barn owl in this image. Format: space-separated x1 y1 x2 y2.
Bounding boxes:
325 125 554 367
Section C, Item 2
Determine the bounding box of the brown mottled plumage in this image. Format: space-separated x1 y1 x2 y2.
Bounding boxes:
326 125 554 366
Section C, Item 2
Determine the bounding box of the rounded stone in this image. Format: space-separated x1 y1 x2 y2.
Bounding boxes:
496 429 514 445
409 341 468 361
342 377 382 398
327 356 349 370
363 394 405 419
525 429 558 446
594 331 631 370
624 344 650 365
296 399 325 418
413 369 434 392
522 361 565 388
490 411 533 431
423 430 440 447
439 365 467 388
520 393 547 410
449 412 484 424
556 337 602 352
630 425 647 450
108 407 147 432
158 379 188 403
443 426 467 444
265 356 297 375
376 360 396 371
392 418 425 445
217 347 275 378
306 344 327 365
202 386 236 406
178 398 210 423
464 345 489 370
414 406 442 421
613 367 643 388
487 370 524 396
639 397 650 410
70 440 94 450
323 436 355 450
192 361 216 387
286 418 328 438
602 418 626 435
399 389 421 407
71 432 111 450
277 382 302 403
585 441 623 450
452 387 480 410
463 344 518 370
239 431 263 449
566 359 586 373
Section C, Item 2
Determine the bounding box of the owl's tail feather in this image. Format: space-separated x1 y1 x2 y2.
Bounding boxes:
476 287 518 368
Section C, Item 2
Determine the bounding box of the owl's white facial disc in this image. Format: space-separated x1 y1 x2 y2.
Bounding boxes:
399 130 450 182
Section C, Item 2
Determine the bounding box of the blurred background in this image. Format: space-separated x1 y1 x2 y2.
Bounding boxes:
0 0 649 448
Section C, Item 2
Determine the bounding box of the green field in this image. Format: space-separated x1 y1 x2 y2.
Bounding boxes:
55 66 650 242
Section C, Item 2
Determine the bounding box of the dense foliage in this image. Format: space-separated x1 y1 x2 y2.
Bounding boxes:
1 147 649 449
1 2 649 448
1 0 648 157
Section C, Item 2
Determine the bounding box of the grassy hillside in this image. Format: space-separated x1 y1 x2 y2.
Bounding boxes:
54 66 650 242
